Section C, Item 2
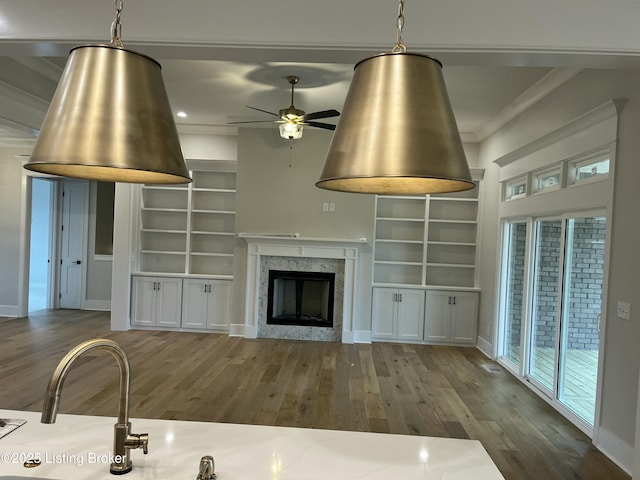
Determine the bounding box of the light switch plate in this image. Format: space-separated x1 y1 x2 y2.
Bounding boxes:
617 301 631 320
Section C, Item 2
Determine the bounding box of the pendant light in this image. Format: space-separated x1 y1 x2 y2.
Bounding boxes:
316 0 473 195
23 0 191 184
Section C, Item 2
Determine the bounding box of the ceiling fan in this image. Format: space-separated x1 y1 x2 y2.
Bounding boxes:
229 75 340 139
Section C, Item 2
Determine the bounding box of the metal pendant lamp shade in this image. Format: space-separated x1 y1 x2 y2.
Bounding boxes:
24 45 191 184
316 52 474 195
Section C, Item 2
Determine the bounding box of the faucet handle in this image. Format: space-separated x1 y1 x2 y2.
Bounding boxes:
125 433 149 454
197 455 216 480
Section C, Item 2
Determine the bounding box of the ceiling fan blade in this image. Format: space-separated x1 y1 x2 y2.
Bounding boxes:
246 106 280 117
228 120 277 125
303 109 340 121
306 121 337 131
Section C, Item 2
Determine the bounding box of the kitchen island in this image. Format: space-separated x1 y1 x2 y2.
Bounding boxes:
0 409 504 479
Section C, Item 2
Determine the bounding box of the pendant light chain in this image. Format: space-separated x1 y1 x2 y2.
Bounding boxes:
110 0 124 47
392 0 407 53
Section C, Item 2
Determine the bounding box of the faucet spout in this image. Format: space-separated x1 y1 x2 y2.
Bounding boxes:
197 455 216 480
41 338 148 475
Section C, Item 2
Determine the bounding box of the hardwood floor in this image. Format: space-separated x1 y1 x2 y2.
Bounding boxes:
0 309 630 480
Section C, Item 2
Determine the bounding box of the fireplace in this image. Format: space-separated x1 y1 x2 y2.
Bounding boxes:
239 234 365 343
267 270 335 327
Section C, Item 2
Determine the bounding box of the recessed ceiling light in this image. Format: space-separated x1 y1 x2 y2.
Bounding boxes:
176 111 187 118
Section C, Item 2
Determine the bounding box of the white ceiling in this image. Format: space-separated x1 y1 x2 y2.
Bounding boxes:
4 0 640 150
0 55 555 148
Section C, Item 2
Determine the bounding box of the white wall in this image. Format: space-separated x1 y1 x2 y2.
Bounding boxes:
0 147 29 316
477 69 640 472
84 181 112 310
233 127 375 336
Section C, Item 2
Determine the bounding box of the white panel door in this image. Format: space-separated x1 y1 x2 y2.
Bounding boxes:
207 281 231 330
450 292 479 344
182 278 209 329
396 289 425 341
131 276 157 326
371 288 397 339
424 290 452 343
156 277 182 328
59 181 88 309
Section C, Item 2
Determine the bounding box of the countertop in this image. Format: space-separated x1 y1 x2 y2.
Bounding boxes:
0 409 505 479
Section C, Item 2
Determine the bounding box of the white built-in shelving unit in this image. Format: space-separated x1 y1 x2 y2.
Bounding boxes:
373 180 480 288
138 168 236 278
371 170 483 345
132 161 236 332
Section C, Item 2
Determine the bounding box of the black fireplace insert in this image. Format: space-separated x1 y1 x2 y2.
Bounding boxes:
267 270 335 327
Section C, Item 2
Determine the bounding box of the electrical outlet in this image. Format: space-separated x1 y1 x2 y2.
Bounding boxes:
322 203 329 212
617 301 631 320
329 203 336 212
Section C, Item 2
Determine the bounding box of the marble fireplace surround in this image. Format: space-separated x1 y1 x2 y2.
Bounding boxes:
239 234 366 344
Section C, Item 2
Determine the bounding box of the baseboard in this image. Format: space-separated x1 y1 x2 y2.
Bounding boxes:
353 330 372 344
594 426 634 475
476 335 494 359
83 300 110 311
228 323 250 337
0 305 20 317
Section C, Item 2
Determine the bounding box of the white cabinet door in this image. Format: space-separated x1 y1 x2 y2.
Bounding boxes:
424 290 453 343
450 292 478 344
425 290 478 344
156 278 182 328
182 279 209 329
182 279 231 330
396 289 425 341
372 288 397 339
131 276 159 326
207 281 231 330
372 287 425 341
131 276 182 328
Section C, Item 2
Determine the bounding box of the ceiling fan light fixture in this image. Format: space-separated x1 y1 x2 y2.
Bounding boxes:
316 1 473 195
23 0 191 184
279 123 304 140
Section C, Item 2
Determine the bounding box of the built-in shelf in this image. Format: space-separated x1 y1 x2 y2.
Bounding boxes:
372 175 482 288
136 166 236 277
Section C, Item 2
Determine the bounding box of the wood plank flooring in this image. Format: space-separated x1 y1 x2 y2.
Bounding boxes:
0 309 629 480
507 346 598 422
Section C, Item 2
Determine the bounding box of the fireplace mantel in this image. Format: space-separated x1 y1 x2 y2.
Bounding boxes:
238 234 366 343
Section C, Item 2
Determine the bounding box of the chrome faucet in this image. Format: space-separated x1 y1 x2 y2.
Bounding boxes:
197 455 216 480
41 339 149 475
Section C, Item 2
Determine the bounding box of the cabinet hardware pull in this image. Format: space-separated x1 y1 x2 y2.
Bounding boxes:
453 296 456 305
448 296 452 305
398 293 402 302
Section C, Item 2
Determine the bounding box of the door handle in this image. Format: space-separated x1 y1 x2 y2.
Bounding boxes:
73 260 82 264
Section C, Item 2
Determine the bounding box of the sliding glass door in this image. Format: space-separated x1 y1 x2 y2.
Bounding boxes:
558 216 605 422
529 219 562 394
499 213 606 427
501 221 528 369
